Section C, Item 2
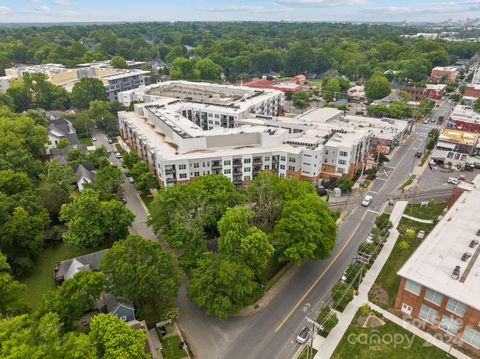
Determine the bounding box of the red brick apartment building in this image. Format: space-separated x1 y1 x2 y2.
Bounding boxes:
394 175 480 355
464 84 480 99
431 66 459 83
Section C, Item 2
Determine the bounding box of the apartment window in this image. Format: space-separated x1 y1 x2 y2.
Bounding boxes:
215 114 219 118
179 173 187 179
446 298 466 317
215 121 220 125
179 164 187 170
208 120 213 124
337 168 344 173
244 167 251 172
264 156 270 161
462 326 480 349
264 165 270 170
244 175 251 180
194 172 200 177
244 158 251 164
405 279 422 296
280 156 286 161
193 163 199 168
288 157 296 163
208 113 213 117
224 169 231 174
280 164 285 170
340 151 348 157
419 304 437 324
224 160 231 166
288 166 295 171
439 315 461 335
424 288 443 306
338 159 347 165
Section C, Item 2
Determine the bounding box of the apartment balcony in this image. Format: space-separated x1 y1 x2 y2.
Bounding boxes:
165 167 175 175
233 176 243 184
166 177 176 183
233 162 242 168
253 158 262 166
211 162 222 170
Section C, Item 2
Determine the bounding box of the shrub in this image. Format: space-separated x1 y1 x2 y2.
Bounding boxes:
399 240 410 250
316 306 339 336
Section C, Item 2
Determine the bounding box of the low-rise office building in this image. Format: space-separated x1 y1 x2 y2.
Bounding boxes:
431 66 459 83
117 81 408 187
437 128 479 155
464 84 480 98
394 175 480 355
448 105 480 133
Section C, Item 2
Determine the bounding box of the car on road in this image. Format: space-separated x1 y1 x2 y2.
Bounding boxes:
366 234 375 244
121 196 127 204
113 148 118 154
296 327 310 344
415 150 423 158
92 136 97 142
108 138 113 144
361 195 373 207
447 177 459 185
115 152 122 159
128 177 135 184
423 118 429 124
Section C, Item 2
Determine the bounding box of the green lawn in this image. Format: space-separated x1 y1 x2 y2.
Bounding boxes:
140 193 155 210
79 137 93 146
160 335 188 359
370 202 447 308
18 243 108 310
399 175 416 190
298 347 317 359
331 313 454 359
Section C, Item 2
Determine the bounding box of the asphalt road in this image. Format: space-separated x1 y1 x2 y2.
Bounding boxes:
92 99 455 359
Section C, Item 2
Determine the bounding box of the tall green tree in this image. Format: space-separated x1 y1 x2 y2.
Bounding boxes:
273 194 336 264
89 313 147 359
71 78 107 109
365 73 391 100
38 270 106 330
110 56 129 69
100 235 181 316
93 164 123 199
196 58 222 80
188 253 259 319
0 251 26 315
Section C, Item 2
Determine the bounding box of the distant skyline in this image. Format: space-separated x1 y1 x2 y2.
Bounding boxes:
0 0 478 23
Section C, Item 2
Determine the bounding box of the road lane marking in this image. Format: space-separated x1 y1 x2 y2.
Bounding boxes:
367 190 378 194
376 178 387 181
274 210 370 333
368 209 380 214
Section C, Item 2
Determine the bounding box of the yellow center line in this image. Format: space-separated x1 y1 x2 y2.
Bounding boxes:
274 133 421 333
274 209 369 333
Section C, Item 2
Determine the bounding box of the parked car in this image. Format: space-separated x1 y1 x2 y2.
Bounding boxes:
417 230 425 240
341 271 347 283
361 195 373 207
92 136 97 142
366 234 375 244
115 152 122 159
296 327 310 344
128 177 135 184
447 177 459 185
415 150 423 158
423 118 429 124
107 138 113 144
121 196 127 204
113 148 118 154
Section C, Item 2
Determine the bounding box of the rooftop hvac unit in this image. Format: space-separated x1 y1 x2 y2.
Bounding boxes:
477 229 480 236
470 240 479 248
461 252 472 261
451 265 461 280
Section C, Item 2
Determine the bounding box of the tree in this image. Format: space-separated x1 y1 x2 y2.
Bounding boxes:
253 49 284 74
93 164 123 199
322 77 341 103
316 306 338 336
217 206 274 272
6 79 32 112
89 314 148 359
135 172 158 195
335 177 353 192
474 98 480 113
170 57 200 80
285 44 315 76
188 253 259 319
331 281 355 309
196 58 222 80
0 93 14 110
110 56 129 69
0 169 32 195
273 194 336 264
38 270 106 330
292 90 311 108
71 78 107 109
122 151 141 170
87 100 117 133
60 189 134 248
100 235 181 316
0 313 96 359
0 251 26 315
365 73 391 100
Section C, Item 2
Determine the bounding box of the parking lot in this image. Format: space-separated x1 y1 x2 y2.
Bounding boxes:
417 164 479 191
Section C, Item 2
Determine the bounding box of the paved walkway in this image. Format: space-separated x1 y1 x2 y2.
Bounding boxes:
313 201 408 359
368 303 471 359
402 214 434 224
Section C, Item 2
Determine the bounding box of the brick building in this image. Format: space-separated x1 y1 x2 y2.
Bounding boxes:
464 84 480 98
394 175 480 355
448 105 480 133
431 66 459 83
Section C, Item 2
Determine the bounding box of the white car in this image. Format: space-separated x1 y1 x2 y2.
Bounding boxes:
296 327 310 344
128 177 135 184
361 195 373 207
366 234 375 244
115 152 122 159
447 177 459 185
92 136 97 142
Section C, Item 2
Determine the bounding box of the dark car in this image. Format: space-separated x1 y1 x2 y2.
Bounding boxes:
415 150 423 158
121 196 127 204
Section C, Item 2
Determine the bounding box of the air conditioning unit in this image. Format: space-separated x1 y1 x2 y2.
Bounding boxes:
461 252 472 261
469 240 479 248
451 265 461 280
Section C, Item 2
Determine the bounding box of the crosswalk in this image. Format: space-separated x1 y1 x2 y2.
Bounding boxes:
415 123 441 137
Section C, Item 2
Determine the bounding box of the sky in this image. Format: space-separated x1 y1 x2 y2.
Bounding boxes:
0 0 479 23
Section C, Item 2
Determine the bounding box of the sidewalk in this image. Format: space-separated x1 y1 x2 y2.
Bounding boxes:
313 201 408 359
368 303 471 359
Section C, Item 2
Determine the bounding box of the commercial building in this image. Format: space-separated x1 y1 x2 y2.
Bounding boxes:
1 62 151 102
244 74 306 93
117 81 407 187
437 128 479 155
395 175 480 355
464 84 480 98
425 84 447 100
431 66 459 83
448 105 480 133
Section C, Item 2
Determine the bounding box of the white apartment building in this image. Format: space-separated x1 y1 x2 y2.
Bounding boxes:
118 81 408 187
1 62 151 102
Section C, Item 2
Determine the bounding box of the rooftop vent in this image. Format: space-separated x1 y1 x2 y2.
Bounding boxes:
476 229 480 236
470 240 479 248
451 265 461 280
461 252 472 262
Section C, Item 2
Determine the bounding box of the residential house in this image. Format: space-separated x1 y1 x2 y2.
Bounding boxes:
73 163 95 191
54 249 108 285
47 118 79 155
98 292 136 322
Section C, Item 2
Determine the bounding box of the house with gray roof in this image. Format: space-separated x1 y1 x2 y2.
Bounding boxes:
46 118 79 154
54 249 108 285
98 292 136 322
72 163 95 191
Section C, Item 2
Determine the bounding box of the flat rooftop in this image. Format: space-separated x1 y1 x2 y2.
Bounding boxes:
440 128 479 146
450 105 480 124
398 175 480 310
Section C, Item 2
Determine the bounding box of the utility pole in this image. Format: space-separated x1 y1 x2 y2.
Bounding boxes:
305 317 324 359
